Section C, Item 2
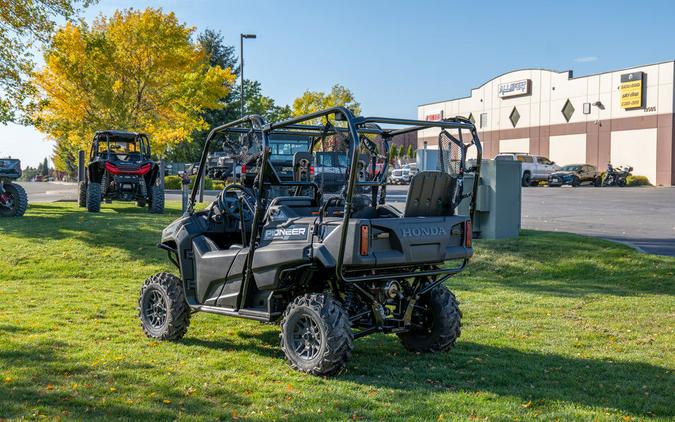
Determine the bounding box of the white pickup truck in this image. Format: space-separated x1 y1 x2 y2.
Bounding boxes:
495 153 560 186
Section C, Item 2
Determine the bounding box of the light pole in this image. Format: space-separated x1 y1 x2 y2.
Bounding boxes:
240 33 257 118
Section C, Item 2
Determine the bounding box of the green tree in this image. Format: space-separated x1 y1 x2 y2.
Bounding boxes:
20 166 39 181
406 145 413 159
389 144 398 162
42 157 49 176
31 8 235 171
0 0 95 123
165 31 290 163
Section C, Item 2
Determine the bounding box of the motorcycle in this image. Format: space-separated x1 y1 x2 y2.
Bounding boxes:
602 164 633 187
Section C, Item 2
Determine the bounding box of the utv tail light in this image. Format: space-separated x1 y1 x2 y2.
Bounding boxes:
309 165 314 176
360 225 369 256
241 164 246 173
464 220 472 248
105 162 152 175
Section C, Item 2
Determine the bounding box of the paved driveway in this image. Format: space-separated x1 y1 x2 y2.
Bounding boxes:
522 186 675 256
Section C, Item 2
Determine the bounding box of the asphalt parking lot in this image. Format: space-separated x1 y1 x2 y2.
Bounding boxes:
13 182 675 256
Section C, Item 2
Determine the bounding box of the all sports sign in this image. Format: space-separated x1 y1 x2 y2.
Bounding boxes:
498 79 531 98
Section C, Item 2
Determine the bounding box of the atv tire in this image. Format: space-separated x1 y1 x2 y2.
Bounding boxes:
280 293 353 376
397 284 461 353
78 181 87 207
86 182 101 212
138 272 190 340
149 183 164 214
0 183 28 217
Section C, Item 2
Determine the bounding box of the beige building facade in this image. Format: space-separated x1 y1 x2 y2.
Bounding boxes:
417 61 675 186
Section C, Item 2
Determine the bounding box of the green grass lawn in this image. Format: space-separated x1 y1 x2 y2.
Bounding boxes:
1 202 673 421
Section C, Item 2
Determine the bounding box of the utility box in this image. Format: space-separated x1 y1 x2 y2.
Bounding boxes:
457 159 521 239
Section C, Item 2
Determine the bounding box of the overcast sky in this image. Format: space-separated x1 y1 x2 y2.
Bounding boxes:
1 0 674 167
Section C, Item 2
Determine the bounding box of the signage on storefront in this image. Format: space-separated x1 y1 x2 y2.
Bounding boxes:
620 72 644 109
425 112 443 121
498 79 531 98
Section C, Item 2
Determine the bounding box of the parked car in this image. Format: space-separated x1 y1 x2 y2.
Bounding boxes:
402 163 418 178
495 152 560 186
388 168 410 185
548 164 600 187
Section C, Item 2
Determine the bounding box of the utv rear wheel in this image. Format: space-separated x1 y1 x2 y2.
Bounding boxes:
0 183 28 217
86 182 101 212
397 284 461 353
149 184 164 214
280 294 353 376
138 272 190 340
78 181 87 207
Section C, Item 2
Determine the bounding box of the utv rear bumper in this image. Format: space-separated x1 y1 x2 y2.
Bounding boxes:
316 215 473 280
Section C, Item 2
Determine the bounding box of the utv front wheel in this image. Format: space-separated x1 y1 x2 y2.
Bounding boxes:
138 272 190 340
280 294 353 376
0 183 28 217
149 184 164 214
78 181 87 207
86 182 101 212
397 284 461 353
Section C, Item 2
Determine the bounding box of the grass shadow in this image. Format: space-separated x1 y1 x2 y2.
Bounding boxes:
342 336 673 418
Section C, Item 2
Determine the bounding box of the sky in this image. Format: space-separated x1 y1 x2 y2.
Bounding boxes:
1 0 674 167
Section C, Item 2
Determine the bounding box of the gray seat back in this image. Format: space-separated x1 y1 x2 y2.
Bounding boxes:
403 171 456 217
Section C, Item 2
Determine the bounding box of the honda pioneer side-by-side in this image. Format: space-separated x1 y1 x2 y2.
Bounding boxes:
0 158 27 217
79 131 164 213
138 108 482 375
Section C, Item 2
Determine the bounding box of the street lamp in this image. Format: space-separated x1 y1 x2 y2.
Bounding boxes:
240 33 257 118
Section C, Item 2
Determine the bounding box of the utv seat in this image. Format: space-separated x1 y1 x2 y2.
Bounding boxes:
268 196 318 217
404 171 456 217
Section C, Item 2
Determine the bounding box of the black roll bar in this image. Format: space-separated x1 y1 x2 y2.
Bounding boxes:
189 108 482 285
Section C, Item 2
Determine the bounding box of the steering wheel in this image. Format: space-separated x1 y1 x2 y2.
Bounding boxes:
209 184 254 223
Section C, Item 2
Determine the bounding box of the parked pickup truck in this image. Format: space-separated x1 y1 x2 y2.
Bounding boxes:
495 152 560 186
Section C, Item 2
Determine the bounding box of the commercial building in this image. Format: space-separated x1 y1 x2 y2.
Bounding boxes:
417 61 675 185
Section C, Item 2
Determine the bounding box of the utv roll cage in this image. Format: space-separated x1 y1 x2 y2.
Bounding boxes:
91 131 151 160
189 107 482 286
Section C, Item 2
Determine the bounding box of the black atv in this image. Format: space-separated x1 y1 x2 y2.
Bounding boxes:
0 158 28 217
138 108 482 375
79 131 164 213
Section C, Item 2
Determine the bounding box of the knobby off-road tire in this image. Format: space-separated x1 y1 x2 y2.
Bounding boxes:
149 183 164 214
397 285 461 353
86 182 101 212
138 272 190 340
0 183 28 217
280 293 353 376
78 181 87 207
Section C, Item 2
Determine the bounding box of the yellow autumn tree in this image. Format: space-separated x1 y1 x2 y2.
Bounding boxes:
31 8 235 168
292 84 361 118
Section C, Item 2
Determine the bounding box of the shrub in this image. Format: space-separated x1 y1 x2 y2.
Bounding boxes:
626 175 651 186
163 176 220 190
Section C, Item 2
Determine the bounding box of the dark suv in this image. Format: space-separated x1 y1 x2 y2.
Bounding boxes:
548 164 600 187
79 131 164 213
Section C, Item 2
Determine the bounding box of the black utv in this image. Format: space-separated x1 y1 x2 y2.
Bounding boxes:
138 107 482 375
79 131 164 213
0 158 27 217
